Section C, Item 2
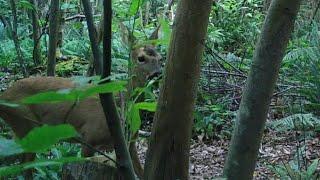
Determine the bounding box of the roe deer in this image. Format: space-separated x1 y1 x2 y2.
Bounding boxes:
0 29 162 178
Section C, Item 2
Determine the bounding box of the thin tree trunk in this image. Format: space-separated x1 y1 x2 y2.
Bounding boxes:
82 0 102 75
99 0 135 179
144 0 212 179
9 0 28 77
29 0 42 66
223 0 301 179
47 0 60 76
56 8 66 60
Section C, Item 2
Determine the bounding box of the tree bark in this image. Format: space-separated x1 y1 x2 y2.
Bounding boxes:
223 0 301 179
47 0 60 76
56 7 66 60
9 0 28 77
29 0 42 66
99 0 136 179
82 0 102 75
143 0 212 179
62 161 119 180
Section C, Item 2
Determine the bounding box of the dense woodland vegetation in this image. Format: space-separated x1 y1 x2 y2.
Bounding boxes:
0 0 319 179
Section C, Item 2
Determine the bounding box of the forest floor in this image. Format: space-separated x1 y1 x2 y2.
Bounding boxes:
1 73 320 179
137 123 320 179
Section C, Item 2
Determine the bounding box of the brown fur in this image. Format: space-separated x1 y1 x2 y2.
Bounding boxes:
0 77 113 156
0 45 161 178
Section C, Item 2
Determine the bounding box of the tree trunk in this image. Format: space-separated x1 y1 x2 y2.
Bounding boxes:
143 0 212 179
47 0 60 76
82 0 102 75
223 0 301 179
9 0 28 77
56 8 66 60
29 0 42 66
62 161 119 180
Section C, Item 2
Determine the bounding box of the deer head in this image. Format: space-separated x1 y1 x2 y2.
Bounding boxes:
97 18 162 90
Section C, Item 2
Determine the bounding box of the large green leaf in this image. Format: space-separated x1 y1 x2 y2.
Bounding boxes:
128 0 143 16
18 125 77 153
159 18 172 46
135 102 157 112
128 102 157 133
130 105 141 133
21 89 75 104
21 81 127 104
78 81 127 99
0 157 85 177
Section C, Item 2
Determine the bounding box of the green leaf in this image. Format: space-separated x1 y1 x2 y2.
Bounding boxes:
21 89 76 104
135 102 157 112
130 106 141 134
284 163 297 179
18 125 77 153
159 18 172 45
128 0 145 16
0 100 19 108
78 81 127 99
306 159 319 177
0 165 21 177
0 157 85 177
128 102 157 133
21 81 127 104
18 0 35 10
0 137 23 157
128 0 140 16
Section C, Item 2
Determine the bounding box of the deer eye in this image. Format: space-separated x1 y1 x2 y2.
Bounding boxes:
137 56 146 64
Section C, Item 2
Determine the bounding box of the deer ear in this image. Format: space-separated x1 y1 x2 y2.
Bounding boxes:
119 22 136 48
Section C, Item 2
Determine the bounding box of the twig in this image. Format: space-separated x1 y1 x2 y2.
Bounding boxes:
202 69 247 78
203 43 245 75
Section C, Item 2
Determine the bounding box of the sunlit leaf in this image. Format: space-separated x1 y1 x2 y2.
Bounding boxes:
18 125 77 153
135 102 157 112
21 81 127 104
159 18 172 45
128 0 141 16
21 89 76 104
130 105 141 133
